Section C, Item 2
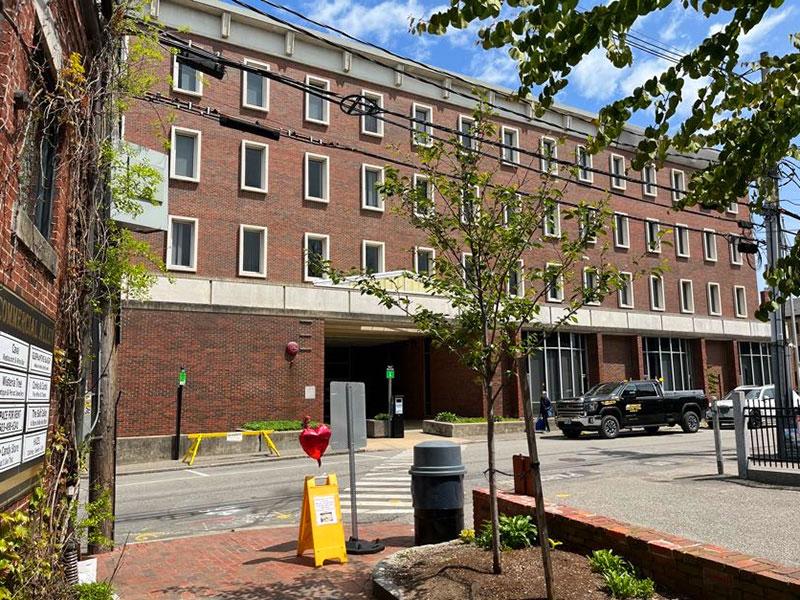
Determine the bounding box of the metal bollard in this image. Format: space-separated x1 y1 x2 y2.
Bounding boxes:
409 441 466 545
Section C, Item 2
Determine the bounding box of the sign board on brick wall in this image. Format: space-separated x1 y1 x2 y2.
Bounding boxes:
0 285 55 504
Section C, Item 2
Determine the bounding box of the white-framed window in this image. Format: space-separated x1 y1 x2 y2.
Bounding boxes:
730 235 743 265
614 213 630 248
304 152 329 203
460 185 480 224
361 164 384 212
734 286 747 318
727 201 739 215
642 164 657 197
503 194 521 227
507 260 524 297
671 169 686 203
650 274 665 312
703 229 717 262
242 59 269 111
646 219 661 253
675 224 690 258
618 272 634 309
707 282 722 316
540 137 557 174
413 173 434 217
543 202 561 237
240 140 268 193
461 252 475 283
167 215 198 272
580 208 599 244
238 224 267 278
679 279 694 314
170 126 201 182
610 153 626 190
172 54 202 96
546 263 564 302
360 89 384 137
411 102 433 147
362 240 385 274
304 232 330 281
583 267 600 305
458 115 476 150
305 75 330 125
414 247 435 275
576 145 593 182
501 126 519 164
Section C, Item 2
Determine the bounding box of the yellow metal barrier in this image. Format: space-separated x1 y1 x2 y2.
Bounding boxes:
181 430 281 466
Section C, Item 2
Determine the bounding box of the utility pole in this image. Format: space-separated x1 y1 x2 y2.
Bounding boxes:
762 52 792 459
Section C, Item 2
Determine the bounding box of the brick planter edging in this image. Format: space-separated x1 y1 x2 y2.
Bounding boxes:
473 489 800 599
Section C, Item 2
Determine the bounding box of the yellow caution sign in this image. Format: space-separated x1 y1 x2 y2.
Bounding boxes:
297 474 347 567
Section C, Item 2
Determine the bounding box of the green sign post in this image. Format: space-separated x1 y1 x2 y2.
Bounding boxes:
386 365 394 426
178 368 187 386
385 366 395 380
173 367 186 460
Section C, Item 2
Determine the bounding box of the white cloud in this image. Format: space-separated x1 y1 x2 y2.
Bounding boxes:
306 0 430 45
467 51 519 87
738 7 794 56
569 48 621 101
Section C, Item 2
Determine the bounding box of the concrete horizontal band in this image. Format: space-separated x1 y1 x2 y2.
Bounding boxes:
130 276 770 340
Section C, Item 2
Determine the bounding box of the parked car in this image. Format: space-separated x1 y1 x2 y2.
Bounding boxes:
554 380 708 439
707 385 800 428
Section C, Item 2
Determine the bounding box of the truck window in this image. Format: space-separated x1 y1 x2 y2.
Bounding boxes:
635 383 657 397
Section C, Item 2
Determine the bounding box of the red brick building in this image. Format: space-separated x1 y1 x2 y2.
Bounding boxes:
0 0 102 506
117 0 768 443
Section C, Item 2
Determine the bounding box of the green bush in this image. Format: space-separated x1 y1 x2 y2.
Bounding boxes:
434 411 459 422
74 582 115 600
433 412 513 423
241 420 318 431
588 550 654 599
372 413 390 421
476 515 539 551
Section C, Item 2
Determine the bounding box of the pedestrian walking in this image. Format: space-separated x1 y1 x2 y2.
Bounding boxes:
539 386 552 432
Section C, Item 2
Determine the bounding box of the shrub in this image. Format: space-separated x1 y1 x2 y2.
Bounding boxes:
588 549 654 599
589 549 632 574
74 582 115 600
433 412 512 423
476 515 539 551
372 413 390 421
241 420 318 431
434 411 459 422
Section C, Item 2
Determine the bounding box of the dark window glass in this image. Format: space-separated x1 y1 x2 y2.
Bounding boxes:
242 229 263 273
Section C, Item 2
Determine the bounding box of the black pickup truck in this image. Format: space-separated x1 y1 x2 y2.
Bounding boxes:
554 380 708 439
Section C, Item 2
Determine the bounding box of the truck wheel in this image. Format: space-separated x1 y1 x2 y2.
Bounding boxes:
599 415 620 439
561 427 581 439
681 411 700 433
644 426 660 434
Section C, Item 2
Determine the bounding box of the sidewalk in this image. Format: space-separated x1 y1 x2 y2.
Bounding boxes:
119 427 475 476
96 522 413 599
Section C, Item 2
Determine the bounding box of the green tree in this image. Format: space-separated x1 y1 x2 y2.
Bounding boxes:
416 0 800 315
320 104 632 592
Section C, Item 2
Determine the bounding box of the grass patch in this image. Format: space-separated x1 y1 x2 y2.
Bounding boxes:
434 411 517 424
241 419 319 431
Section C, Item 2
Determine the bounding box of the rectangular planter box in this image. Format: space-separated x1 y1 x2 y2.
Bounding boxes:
422 419 525 437
366 419 390 438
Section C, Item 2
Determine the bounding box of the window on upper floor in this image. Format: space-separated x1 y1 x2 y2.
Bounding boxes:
614 213 630 248
362 240 385 274
460 186 480 224
543 201 560 237
734 286 747 318
507 260 524 297
304 153 329 203
546 263 564 302
414 247 435 275
501 126 519 164
458 115 476 151
576 145 593 182
703 229 717 262
540 137 557 174
167 216 198 272
671 169 686 203
610 154 626 190
730 235 743 265
618 272 634 309
646 219 661 253
650 275 665 311
239 225 267 277
242 60 269 111
579 208 599 244
679 279 694 314
462 252 476 284
304 232 329 281
172 54 202 96
361 90 384 137
583 267 600 305
411 103 433 147
413 174 434 218
707 282 722 316
675 224 690 258
305 75 330 124
170 126 201 182
642 164 657 197
361 164 384 211
240 140 268 193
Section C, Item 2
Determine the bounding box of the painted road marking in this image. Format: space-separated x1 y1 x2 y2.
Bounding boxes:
186 469 209 477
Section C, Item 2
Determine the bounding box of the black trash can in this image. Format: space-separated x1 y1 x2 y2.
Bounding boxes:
409 441 466 545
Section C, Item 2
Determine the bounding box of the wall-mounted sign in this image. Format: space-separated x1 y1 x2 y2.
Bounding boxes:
0 285 55 500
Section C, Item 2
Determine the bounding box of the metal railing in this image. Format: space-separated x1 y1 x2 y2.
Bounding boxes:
743 397 800 470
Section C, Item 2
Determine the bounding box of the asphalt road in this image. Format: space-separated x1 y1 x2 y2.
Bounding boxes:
113 427 800 566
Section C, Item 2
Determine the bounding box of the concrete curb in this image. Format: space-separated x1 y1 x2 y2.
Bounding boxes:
372 541 460 600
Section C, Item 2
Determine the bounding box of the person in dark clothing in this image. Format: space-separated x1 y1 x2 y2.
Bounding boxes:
539 386 552 432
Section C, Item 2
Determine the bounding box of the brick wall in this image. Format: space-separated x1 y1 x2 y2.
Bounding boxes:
706 340 737 396
474 487 800 600
117 307 324 436
428 344 484 418
123 33 761 322
601 334 638 381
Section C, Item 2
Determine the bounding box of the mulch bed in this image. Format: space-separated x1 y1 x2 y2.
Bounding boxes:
385 542 685 600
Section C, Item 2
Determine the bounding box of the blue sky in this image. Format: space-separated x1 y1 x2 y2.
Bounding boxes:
253 0 799 285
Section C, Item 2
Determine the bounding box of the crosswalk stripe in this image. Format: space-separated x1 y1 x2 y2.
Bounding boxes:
362 476 411 481
342 508 415 514
340 500 412 507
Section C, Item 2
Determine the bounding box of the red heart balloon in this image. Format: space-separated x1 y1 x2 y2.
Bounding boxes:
299 416 331 467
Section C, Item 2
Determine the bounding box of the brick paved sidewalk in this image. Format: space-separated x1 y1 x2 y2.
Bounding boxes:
95 522 413 599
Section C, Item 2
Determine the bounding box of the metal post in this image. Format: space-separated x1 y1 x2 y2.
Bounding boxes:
172 367 185 460
733 391 748 479
711 398 724 475
345 382 359 541
788 294 800 390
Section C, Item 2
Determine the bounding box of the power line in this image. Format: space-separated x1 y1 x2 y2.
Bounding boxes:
137 91 756 247
157 30 751 220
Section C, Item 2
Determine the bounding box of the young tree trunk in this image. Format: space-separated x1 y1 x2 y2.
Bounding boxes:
485 378 502 575
517 357 554 600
